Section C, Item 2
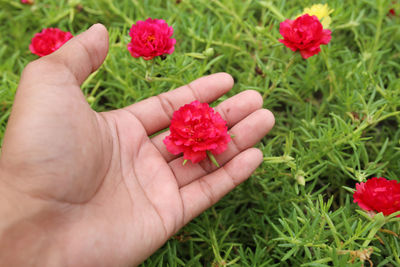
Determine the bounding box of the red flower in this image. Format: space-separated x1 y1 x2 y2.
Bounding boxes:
127 18 176 60
29 28 73 57
389 1 397 16
279 14 331 59
163 101 231 164
353 177 400 217
21 0 34 4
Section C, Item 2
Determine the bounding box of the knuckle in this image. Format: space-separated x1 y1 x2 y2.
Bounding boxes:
156 94 175 120
198 179 215 206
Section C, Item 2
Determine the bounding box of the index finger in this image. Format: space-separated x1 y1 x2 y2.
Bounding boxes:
121 72 234 135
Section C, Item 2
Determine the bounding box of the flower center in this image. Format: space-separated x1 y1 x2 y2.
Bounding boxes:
147 35 156 42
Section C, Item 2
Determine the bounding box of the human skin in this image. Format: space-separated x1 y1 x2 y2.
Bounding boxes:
0 24 275 266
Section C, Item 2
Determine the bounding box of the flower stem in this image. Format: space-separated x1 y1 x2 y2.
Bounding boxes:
207 151 220 168
145 60 155 81
362 214 386 248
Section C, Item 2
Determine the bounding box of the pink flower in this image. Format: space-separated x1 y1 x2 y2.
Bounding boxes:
127 18 176 60
353 177 400 217
163 101 231 164
21 0 34 4
29 28 73 57
279 14 331 59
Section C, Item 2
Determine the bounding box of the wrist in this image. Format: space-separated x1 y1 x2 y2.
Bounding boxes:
0 170 62 266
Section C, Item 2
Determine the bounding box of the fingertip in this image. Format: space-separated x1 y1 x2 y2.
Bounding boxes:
88 24 109 46
215 90 264 128
89 23 107 32
83 23 109 67
249 147 264 166
240 147 263 172
243 90 263 109
185 72 234 104
45 23 109 85
263 108 275 131
254 109 275 134
215 72 234 90
224 148 263 186
198 72 234 94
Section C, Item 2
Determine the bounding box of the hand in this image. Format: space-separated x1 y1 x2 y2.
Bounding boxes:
0 24 274 266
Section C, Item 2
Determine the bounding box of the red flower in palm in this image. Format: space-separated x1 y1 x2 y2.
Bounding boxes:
163 101 231 164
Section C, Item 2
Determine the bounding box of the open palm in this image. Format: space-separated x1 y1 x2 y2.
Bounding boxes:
0 24 274 266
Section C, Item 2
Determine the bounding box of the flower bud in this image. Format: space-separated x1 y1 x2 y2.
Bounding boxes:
87 96 95 104
203 48 214 57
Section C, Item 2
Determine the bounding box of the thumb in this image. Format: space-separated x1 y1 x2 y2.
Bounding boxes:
1 24 111 202
20 23 109 87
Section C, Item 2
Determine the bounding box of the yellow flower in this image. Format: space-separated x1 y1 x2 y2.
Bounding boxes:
300 3 334 28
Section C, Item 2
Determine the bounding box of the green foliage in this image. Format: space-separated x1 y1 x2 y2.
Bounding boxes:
0 0 399 265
